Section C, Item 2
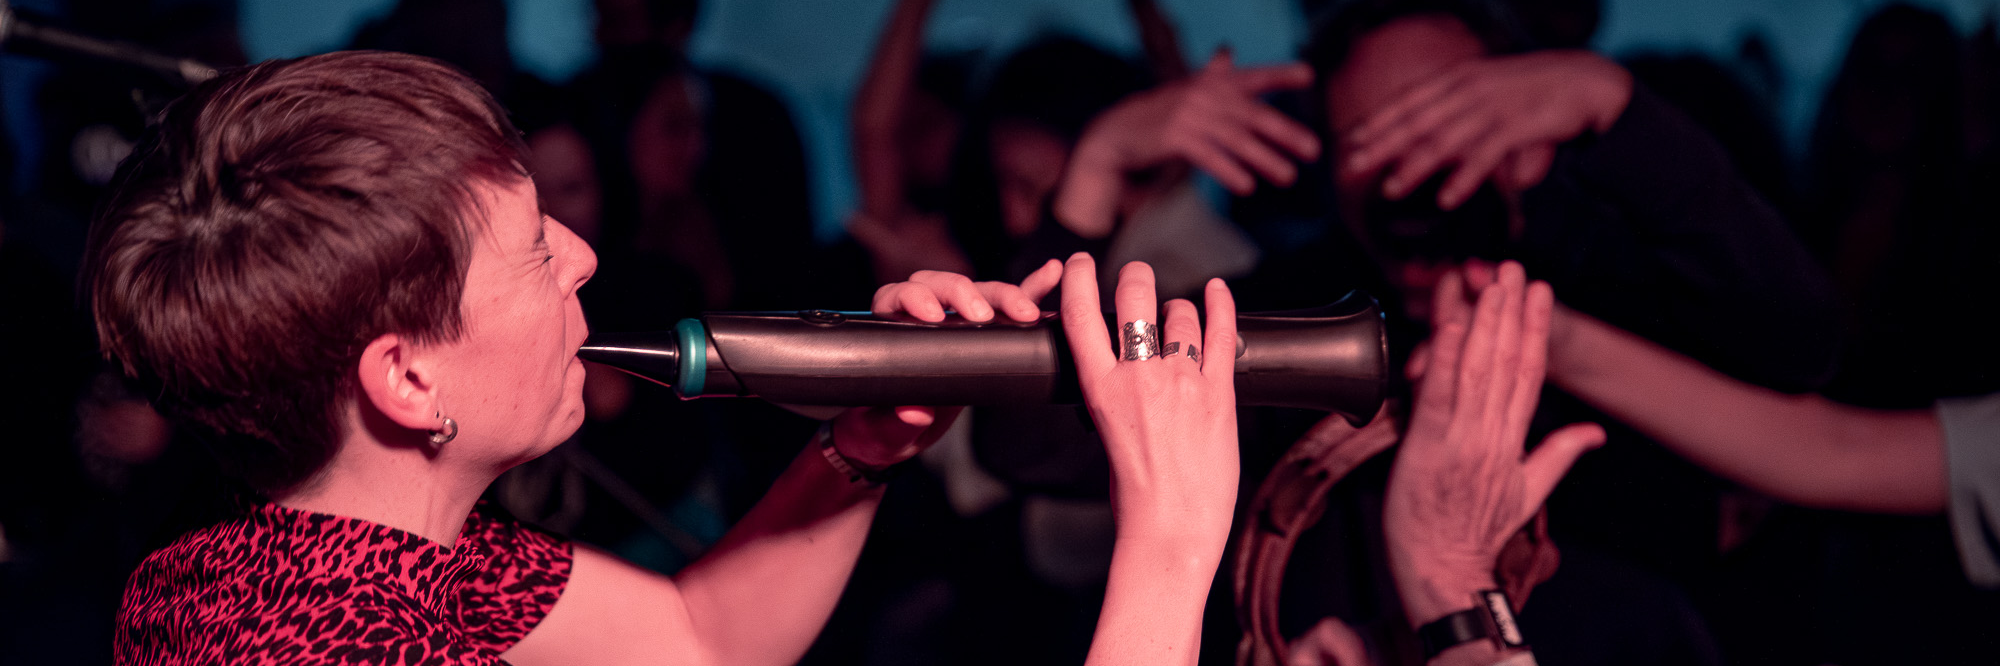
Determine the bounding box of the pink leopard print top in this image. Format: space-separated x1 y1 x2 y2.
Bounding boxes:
114 502 572 665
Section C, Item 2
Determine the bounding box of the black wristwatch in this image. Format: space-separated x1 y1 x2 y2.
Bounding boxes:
1416 589 1527 660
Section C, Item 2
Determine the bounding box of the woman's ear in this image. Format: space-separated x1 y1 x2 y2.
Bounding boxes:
356 333 444 433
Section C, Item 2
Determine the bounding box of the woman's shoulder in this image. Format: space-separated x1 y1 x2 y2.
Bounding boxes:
121 511 261 602
115 503 540 665
458 501 576 651
114 510 296 664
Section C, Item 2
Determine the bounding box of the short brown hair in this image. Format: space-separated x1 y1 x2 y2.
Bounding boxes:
86 51 528 494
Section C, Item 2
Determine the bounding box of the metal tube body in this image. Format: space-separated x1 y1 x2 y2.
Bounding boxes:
580 292 1387 424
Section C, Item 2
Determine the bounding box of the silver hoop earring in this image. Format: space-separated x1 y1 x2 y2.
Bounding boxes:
430 415 458 446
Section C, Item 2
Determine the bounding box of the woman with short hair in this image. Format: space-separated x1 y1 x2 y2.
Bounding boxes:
93 50 1245 666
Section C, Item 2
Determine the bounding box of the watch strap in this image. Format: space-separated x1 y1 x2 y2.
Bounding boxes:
1417 589 1527 660
1418 606 1491 660
815 422 895 486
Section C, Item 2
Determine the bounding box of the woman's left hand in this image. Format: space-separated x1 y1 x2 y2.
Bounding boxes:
827 261 1065 471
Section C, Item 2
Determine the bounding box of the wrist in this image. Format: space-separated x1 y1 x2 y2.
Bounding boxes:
1415 589 1530 664
819 423 898 487
1118 506 1232 544
1112 477 1238 548
1431 642 1530 666
1397 566 1499 628
1115 486 1233 553
1110 523 1229 575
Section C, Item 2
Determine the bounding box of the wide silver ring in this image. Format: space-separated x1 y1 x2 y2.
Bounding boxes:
1120 320 1161 361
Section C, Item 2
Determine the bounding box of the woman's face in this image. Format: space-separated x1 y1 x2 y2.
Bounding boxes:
432 177 597 465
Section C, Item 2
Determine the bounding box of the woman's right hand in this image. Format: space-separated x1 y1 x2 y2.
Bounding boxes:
1059 253 1240 544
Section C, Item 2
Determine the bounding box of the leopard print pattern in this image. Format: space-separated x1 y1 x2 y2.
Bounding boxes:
114 502 572 665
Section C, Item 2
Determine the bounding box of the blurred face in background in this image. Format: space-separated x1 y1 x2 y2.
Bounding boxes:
629 73 707 201
1325 15 1490 323
528 124 604 245
989 119 1070 239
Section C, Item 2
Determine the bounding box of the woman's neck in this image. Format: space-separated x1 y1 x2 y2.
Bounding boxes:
277 441 495 546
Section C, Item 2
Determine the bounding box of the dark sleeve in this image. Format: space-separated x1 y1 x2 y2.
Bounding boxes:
1529 85 1843 393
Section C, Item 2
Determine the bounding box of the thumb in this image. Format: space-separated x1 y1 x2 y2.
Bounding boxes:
895 404 938 429
914 406 964 449
1519 422 1605 514
1203 46 1234 75
833 405 940 466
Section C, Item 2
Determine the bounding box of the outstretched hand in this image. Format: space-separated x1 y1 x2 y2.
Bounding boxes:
1383 261 1603 628
1067 253 1241 666
1056 50 1320 237
1061 253 1240 540
830 261 1065 472
1343 51 1633 210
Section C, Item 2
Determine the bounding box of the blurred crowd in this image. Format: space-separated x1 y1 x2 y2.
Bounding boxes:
4 0 2000 664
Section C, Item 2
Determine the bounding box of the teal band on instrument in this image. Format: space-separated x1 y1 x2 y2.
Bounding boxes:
674 318 707 398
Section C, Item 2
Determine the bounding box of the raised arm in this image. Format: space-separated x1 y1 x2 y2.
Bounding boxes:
845 0 975 283
851 0 934 220
1060 253 1241 666
1546 302 1944 514
1127 0 1190 82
